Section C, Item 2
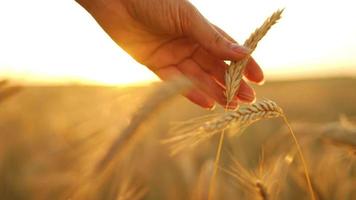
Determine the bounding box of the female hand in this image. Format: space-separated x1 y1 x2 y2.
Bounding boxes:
76 0 264 109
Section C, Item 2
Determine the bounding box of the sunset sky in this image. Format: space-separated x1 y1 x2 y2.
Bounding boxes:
0 0 355 85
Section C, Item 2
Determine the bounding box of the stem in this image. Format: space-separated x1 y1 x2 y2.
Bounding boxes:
208 130 226 200
208 104 231 200
282 115 315 200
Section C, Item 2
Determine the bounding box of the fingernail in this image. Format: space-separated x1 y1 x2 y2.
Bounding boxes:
238 91 256 103
230 43 251 54
206 102 216 111
257 78 266 85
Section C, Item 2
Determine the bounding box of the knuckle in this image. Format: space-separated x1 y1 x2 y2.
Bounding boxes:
178 2 196 34
213 32 223 45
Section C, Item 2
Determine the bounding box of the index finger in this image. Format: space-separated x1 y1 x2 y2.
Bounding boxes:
213 25 264 84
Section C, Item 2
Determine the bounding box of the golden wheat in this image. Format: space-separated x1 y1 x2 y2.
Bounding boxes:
97 78 191 171
117 179 147 200
225 9 284 104
163 99 283 155
210 9 284 200
322 135 356 159
222 154 291 200
191 160 214 200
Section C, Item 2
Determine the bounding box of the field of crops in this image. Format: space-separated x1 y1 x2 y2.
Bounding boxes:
0 78 355 200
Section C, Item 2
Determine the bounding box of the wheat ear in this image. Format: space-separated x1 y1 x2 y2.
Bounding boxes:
222 153 291 200
211 10 283 199
162 99 283 155
225 9 284 104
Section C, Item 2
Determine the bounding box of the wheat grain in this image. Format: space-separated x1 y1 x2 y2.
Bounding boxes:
165 98 315 200
210 9 284 199
225 9 284 104
243 9 284 51
163 99 283 155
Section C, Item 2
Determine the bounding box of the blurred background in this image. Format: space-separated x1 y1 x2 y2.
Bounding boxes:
1 0 356 84
0 0 355 200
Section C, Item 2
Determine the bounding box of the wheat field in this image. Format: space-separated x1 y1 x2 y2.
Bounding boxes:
0 77 355 200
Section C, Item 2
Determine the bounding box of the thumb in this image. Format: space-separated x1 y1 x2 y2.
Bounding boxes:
181 2 250 60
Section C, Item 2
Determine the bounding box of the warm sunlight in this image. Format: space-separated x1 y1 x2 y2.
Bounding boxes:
1 1 356 198
0 0 355 85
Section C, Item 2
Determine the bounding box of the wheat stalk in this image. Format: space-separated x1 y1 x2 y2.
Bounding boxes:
225 9 284 104
222 154 291 200
96 77 191 171
191 160 214 200
210 10 284 199
281 116 316 200
162 99 283 155
165 99 315 200
117 179 147 200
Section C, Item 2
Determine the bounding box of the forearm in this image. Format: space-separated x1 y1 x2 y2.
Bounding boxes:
75 0 129 13
75 0 132 44
75 0 108 15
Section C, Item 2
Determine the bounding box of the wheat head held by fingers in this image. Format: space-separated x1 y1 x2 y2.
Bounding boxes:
225 9 284 104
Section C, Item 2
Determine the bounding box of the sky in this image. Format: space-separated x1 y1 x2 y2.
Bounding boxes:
0 0 355 85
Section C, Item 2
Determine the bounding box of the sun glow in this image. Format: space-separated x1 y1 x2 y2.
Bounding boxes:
0 0 355 85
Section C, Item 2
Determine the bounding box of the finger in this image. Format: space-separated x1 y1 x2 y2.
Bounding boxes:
184 88 216 110
177 59 228 106
237 80 256 103
192 47 264 87
244 58 264 84
154 66 215 109
192 47 227 86
213 25 264 84
181 1 249 61
224 80 255 109
212 25 236 43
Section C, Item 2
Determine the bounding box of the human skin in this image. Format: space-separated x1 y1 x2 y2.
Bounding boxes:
75 0 264 109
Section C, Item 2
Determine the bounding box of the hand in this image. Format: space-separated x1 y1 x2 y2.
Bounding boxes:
76 0 264 109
